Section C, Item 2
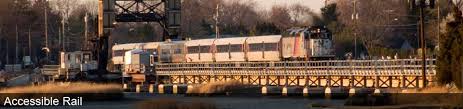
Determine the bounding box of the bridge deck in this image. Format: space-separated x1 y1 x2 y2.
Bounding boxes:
154 59 436 88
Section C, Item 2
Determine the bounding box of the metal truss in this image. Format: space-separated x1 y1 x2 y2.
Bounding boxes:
115 0 165 22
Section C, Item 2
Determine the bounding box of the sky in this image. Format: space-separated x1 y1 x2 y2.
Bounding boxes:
252 0 325 13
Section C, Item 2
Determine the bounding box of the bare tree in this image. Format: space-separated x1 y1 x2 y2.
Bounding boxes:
270 5 292 31
181 0 216 38
290 4 309 26
49 0 80 23
336 0 409 56
221 0 259 35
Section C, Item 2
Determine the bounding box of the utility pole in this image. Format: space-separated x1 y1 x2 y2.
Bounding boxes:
15 24 18 64
84 13 88 50
408 0 432 88
59 23 61 51
437 0 440 50
62 19 65 52
352 0 358 59
44 4 49 60
6 41 8 64
67 20 70 51
419 0 427 88
413 0 435 88
215 4 220 39
28 26 32 57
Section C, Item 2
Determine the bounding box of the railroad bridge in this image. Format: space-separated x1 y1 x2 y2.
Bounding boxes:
155 59 436 89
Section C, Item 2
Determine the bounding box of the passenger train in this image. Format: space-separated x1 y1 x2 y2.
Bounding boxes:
111 26 334 70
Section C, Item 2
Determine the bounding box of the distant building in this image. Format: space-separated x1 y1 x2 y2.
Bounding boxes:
400 40 414 51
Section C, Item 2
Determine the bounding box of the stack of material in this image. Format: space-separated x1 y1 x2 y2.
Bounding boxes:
4 64 22 72
0 70 5 83
0 69 33 86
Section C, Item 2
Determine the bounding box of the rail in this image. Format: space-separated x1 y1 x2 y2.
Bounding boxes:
155 59 436 76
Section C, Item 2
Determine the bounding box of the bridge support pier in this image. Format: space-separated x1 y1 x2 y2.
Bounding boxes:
349 88 355 97
158 84 164 94
374 88 381 95
135 84 141 93
303 87 309 97
187 85 194 93
282 86 288 96
325 87 331 99
123 83 128 90
149 84 155 93
173 84 178 94
261 86 267 96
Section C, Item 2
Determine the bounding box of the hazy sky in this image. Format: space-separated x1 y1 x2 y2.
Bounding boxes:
252 0 325 13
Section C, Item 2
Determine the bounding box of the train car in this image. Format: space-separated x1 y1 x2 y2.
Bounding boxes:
214 37 247 62
280 26 334 60
158 41 186 63
185 39 216 62
112 26 334 64
112 43 145 65
112 43 146 72
281 28 308 60
246 35 281 62
307 27 335 59
141 42 162 54
140 42 162 66
122 49 154 83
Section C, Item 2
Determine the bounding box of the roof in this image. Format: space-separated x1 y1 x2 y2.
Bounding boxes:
112 43 145 50
246 35 281 43
185 39 216 46
161 41 185 45
141 42 162 49
214 37 248 45
125 49 146 54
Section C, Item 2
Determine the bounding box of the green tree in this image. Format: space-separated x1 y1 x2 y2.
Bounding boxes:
437 6 463 89
319 4 338 26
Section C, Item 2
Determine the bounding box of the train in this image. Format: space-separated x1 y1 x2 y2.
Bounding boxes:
112 26 334 86
112 26 334 65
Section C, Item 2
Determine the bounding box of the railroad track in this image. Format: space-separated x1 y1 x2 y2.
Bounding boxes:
154 59 436 88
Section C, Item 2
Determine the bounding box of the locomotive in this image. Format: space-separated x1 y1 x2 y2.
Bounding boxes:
112 26 334 70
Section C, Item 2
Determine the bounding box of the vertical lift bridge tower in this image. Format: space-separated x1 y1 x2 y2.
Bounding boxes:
97 0 181 74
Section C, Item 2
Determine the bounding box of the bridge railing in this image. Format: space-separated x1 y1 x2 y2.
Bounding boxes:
155 59 436 76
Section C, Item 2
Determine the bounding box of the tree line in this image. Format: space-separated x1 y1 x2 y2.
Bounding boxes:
0 0 97 65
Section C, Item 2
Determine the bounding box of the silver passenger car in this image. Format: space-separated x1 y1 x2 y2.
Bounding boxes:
158 41 186 63
214 37 247 62
185 39 216 62
246 35 281 62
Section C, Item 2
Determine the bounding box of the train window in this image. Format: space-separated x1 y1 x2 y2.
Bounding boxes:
249 43 262 52
325 33 332 39
146 49 157 54
113 50 126 56
84 53 91 61
76 54 81 63
282 31 291 37
199 46 210 53
310 31 330 39
311 33 323 39
187 46 199 53
216 45 228 53
174 49 182 54
264 43 278 51
230 44 242 52
304 32 310 39
161 49 170 55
